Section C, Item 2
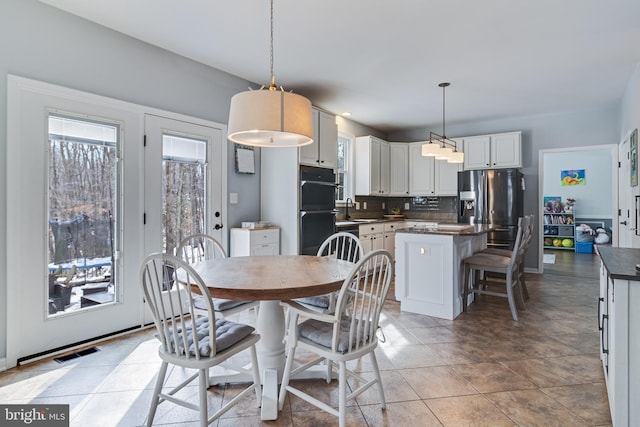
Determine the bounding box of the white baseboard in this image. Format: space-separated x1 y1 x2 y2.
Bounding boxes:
0 358 7 372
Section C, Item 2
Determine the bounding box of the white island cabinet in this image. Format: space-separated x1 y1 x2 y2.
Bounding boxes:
597 246 640 427
395 225 489 320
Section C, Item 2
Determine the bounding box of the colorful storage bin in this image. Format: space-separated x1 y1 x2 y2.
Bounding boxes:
575 241 593 253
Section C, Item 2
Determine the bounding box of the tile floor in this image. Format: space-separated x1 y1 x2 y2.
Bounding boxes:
0 251 611 426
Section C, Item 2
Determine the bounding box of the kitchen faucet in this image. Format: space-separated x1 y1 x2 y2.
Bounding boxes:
345 197 353 220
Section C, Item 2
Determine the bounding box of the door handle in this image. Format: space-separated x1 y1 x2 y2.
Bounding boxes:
620 221 627 225
214 224 223 230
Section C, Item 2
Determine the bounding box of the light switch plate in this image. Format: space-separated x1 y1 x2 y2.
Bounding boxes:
229 192 239 204
404 202 410 210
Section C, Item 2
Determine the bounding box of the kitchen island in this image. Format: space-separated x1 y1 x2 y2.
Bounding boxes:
395 224 492 320
597 246 640 426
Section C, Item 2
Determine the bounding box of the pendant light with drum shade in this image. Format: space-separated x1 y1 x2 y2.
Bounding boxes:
421 82 464 163
227 0 313 148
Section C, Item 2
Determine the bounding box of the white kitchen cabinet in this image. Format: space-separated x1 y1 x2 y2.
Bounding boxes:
389 143 409 196
230 227 280 257
435 157 462 196
463 131 522 170
395 229 487 319
383 221 404 260
598 248 640 426
409 142 435 195
299 108 338 169
359 223 384 254
355 136 390 196
408 142 460 196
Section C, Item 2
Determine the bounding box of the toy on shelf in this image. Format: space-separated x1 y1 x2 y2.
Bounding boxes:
564 198 575 213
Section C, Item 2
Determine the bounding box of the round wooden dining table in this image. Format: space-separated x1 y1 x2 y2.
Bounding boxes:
180 254 355 420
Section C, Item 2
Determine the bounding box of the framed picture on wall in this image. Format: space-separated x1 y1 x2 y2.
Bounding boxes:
235 145 255 174
631 129 638 187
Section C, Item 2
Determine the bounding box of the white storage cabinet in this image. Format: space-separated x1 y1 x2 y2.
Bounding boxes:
299 108 338 169
355 136 390 196
359 223 385 254
383 221 404 260
598 248 640 427
463 131 522 170
408 142 461 196
389 143 409 196
230 227 280 257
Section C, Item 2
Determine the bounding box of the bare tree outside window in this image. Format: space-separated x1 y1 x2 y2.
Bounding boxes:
47 115 119 315
162 134 207 255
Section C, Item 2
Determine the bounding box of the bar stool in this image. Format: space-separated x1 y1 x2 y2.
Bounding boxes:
461 216 530 320
477 215 534 299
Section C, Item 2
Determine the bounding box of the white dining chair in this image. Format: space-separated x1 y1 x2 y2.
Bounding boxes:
140 253 261 427
293 232 364 313
176 233 259 319
279 249 393 427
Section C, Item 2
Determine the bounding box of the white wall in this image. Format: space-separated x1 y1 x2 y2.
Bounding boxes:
543 148 613 219
620 64 639 139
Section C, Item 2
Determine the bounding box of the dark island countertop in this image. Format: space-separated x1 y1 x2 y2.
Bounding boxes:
597 245 640 281
396 223 494 236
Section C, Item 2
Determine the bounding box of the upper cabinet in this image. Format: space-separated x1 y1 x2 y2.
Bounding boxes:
299 108 338 169
389 143 409 196
463 131 522 170
408 142 461 196
435 159 462 196
355 136 390 196
409 142 435 195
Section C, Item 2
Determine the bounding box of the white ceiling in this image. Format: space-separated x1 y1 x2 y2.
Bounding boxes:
40 0 640 134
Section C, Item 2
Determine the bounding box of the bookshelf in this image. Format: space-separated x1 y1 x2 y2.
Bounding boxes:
543 211 575 251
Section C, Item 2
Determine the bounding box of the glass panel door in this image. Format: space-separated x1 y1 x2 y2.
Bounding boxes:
143 113 225 265
47 115 120 315
7 76 144 366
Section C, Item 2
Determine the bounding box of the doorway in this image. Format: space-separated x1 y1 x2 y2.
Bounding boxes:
538 145 618 273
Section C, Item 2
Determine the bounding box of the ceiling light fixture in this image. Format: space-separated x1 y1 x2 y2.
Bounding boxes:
422 82 464 163
227 0 313 148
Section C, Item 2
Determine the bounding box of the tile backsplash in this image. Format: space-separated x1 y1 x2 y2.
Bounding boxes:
339 196 457 222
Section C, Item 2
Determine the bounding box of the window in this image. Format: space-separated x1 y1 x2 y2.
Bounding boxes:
48 114 121 315
162 134 207 255
337 133 354 202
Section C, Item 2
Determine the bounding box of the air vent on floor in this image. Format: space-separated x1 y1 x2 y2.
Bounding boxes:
54 347 100 363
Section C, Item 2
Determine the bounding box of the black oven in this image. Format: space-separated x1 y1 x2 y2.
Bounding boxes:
299 165 336 255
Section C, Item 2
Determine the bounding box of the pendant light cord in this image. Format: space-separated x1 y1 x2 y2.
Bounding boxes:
442 84 446 138
269 0 275 89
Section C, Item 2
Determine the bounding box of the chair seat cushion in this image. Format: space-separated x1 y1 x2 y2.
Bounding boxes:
193 295 250 312
479 248 511 257
163 317 255 357
464 253 511 270
298 317 369 353
294 294 331 309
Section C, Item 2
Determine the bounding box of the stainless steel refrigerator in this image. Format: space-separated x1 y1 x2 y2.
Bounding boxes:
458 168 524 249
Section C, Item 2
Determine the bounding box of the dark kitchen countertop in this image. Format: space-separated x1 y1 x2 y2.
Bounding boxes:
396 223 494 236
597 245 640 281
